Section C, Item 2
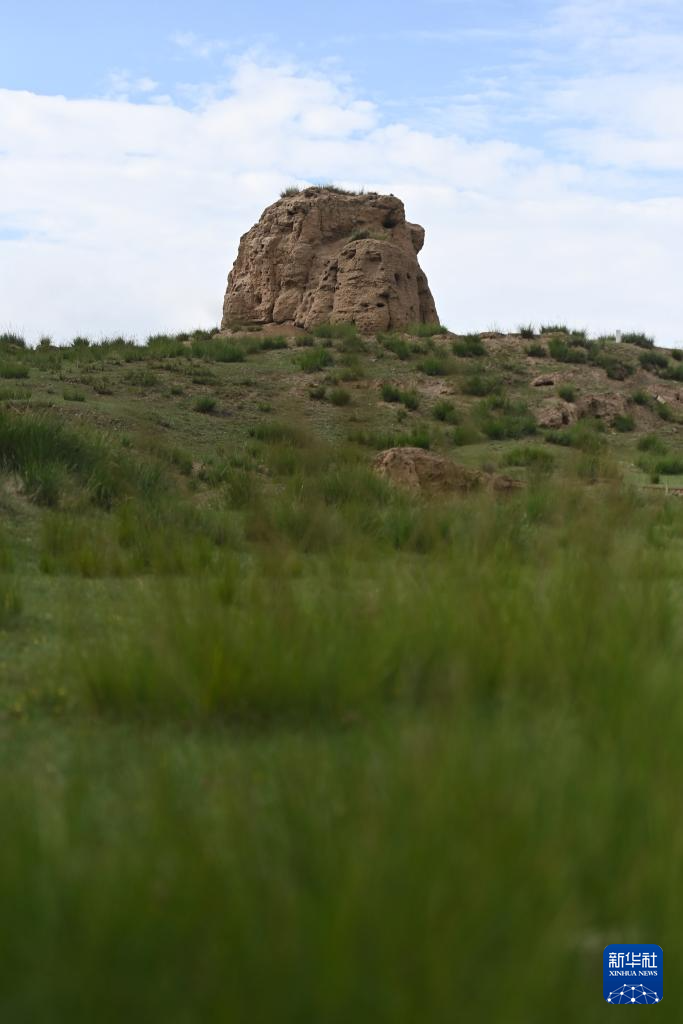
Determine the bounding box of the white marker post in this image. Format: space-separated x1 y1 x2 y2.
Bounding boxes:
616 330 622 343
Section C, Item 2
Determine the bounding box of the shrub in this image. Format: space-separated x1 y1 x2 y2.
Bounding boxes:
280 185 301 197
298 348 334 372
639 350 669 372
557 385 576 403
452 334 486 358
260 336 288 351
540 324 568 334
660 362 683 383
194 397 217 414
672 349 683 362
63 389 86 403
613 414 635 433
545 421 605 452
381 336 412 360
462 373 501 397
381 382 401 403
309 385 326 401
477 398 536 441
599 356 635 380
525 344 546 358
411 325 448 337
381 383 418 410
631 390 651 407
451 424 480 446
638 434 668 455
519 325 535 339
623 332 654 349
501 446 555 474
191 337 245 363
249 422 308 446
407 323 448 338
418 355 453 377
433 400 459 424
146 334 188 358
654 456 683 476
0 332 26 349
548 337 587 364
657 402 674 422
350 427 431 450
312 322 359 343
0 364 29 379
329 387 351 407
311 183 364 196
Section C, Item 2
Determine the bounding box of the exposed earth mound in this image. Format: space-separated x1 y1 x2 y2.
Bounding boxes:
221 187 439 335
373 447 522 494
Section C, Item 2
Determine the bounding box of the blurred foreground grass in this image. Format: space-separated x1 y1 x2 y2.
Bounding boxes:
0 351 682 1018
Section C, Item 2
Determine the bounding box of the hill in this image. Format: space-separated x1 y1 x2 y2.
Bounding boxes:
0 321 682 1019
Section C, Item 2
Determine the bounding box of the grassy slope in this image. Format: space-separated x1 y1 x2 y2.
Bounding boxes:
1 326 683 1019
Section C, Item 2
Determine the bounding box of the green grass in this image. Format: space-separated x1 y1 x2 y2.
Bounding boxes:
501 444 555 473
432 400 459 424
653 456 683 475
639 350 669 371
613 413 635 433
548 337 587 364
0 331 27 349
557 384 576 402
623 331 655 349
476 397 536 440
380 334 412 360
298 347 334 372
0 363 29 379
329 386 352 406
1 327 683 1019
638 434 668 455
452 334 486 357
462 372 502 397
381 382 419 410
193 396 217 414
312 322 360 343
407 322 448 337
418 354 454 377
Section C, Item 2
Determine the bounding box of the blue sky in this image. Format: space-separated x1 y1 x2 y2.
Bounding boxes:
2 0 683 341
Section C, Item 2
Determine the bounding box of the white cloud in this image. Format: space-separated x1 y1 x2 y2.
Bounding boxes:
171 31 231 60
0 55 681 344
106 71 161 102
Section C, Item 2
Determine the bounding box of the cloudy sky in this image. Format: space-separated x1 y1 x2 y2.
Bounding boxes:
2 0 682 343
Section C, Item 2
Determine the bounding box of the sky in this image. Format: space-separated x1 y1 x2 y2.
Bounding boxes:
1 0 682 344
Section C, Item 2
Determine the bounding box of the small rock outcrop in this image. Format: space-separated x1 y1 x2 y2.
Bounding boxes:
576 393 629 422
537 400 578 429
221 187 439 335
373 448 521 495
